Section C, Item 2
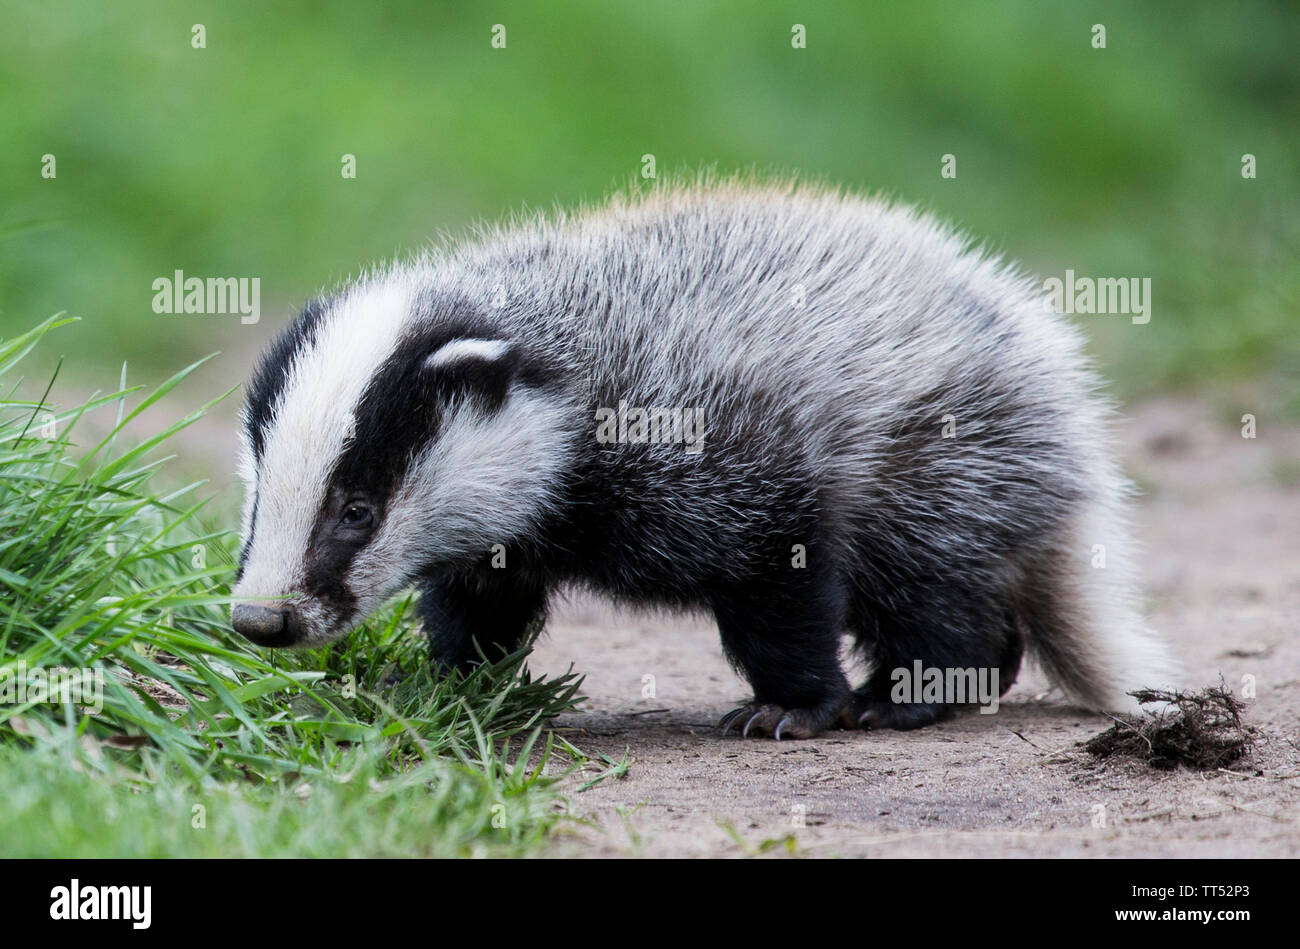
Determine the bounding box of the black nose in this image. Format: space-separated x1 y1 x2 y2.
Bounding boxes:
231 604 297 647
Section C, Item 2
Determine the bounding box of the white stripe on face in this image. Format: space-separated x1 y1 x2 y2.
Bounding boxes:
233 276 416 609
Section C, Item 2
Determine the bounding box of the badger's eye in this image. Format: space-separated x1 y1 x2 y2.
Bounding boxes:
339 502 373 529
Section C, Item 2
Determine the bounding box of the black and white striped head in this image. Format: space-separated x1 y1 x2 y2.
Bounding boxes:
230 275 570 648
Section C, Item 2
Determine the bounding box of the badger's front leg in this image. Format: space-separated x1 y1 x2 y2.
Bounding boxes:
416 571 548 675
713 570 852 740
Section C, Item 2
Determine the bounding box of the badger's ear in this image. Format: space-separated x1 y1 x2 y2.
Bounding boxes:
422 338 519 413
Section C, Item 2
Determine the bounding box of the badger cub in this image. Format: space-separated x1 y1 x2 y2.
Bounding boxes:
232 180 1174 739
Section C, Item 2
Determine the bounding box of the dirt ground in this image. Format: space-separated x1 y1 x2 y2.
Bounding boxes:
531 398 1300 857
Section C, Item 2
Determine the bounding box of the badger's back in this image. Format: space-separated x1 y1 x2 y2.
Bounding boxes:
436 182 1096 446
430 182 1106 555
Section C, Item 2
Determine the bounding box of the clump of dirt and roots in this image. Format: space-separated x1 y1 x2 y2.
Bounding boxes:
1084 681 1255 770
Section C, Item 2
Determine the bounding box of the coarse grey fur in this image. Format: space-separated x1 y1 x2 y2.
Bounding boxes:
233 176 1177 737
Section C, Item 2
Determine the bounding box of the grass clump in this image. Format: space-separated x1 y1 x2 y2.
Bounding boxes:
0 316 583 856
1084 681 1255 771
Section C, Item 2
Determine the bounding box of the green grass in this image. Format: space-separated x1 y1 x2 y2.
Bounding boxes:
0 739 566 858
0 317 584 856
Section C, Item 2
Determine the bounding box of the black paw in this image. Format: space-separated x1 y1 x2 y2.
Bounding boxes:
843 698 957 731
718 702 840 740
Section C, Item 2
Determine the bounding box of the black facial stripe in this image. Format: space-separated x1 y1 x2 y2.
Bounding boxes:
301 495 362 622
331 326 468 502
324 294 558 500
294 332 448 621
235 493 259 583
244 295 332 461
294 309 514 615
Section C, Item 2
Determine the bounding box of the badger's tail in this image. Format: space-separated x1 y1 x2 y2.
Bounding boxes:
1017 498 1180 713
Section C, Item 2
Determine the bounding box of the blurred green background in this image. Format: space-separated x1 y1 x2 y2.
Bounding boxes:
2 0 1297 409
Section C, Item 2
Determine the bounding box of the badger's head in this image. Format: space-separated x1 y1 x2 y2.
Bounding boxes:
230 278 570 647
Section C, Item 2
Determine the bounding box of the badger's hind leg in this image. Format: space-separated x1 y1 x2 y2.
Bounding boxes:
713 570 852 740
845 582 1023 730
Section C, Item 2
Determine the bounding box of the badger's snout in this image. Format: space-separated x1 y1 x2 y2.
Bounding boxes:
231 603 301 647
